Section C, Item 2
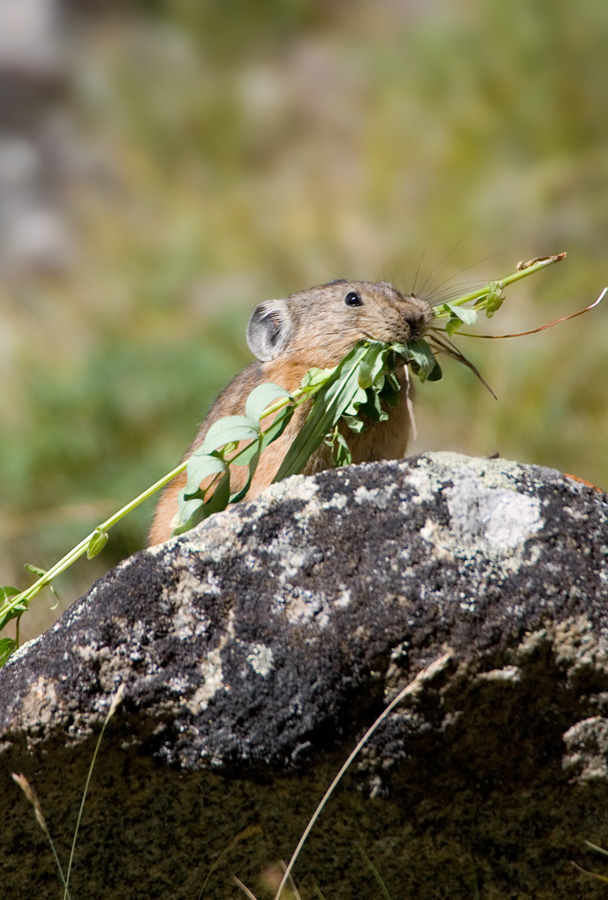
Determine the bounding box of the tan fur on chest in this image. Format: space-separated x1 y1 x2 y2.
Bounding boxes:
148 280 432 545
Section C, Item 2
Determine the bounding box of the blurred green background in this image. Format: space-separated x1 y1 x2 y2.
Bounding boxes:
1 0 607 641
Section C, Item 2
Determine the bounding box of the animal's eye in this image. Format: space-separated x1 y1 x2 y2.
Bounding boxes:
344 291 363 307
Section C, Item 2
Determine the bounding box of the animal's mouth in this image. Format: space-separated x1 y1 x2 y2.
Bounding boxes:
401 294 435 341
405 314 431 342
408 321 426 341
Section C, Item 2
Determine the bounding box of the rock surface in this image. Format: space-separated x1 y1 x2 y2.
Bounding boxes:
2 452 608 899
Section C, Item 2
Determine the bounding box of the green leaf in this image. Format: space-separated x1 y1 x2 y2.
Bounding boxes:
1 586 20 602
174 398 298 537
0 596 27 618
202 468 231 517
87 528 109 560
325 427 352 467
230 405 296 503
200 416 260 455
390 342 409 359
175 467 233 535
405 339 442 382
353 385 390 424
185 452 227 495
426 359 443 381
357 343 386 389
342 384 370 416
445 303 478 326
175 451 231 535
245 382 292 425
24 563 46 578
301 366 333 389
0 638 16 667
0 588 28 631
171 495 204 535
47 584 61 609
380 371 402 408
342 413 366 433
445 315 462 337
274 342 371 481
483 282 505 317
236 405 293 464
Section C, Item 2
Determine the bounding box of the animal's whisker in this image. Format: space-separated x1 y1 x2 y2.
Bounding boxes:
416 234 469 297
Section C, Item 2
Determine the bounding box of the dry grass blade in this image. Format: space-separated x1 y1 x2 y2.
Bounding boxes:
233 875 260 899
571 861 608 883
584 840 608 858
279 861 302 900
197 825 262 899
12 772 71 899
274 651 454 900
63 683 126 900
356 843 393 900
427 332 497 399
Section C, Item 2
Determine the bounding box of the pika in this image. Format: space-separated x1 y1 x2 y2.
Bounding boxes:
149 280 433 544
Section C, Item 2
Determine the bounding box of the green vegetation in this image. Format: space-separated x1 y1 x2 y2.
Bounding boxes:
2 0 607 642
1 255 575 664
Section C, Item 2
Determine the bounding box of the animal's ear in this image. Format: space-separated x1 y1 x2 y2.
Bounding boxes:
247 300 293 361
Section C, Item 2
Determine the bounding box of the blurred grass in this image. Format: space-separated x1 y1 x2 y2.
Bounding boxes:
1 0 607 640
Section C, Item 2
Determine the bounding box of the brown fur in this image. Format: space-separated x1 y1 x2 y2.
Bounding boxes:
149 280 432 544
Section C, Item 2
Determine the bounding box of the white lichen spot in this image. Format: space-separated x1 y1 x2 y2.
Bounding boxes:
404 461 437 503
552 615 608 675
327 492 348 510
20 676 58 730
446 467 542 553
405 452 530 505
458 596 478 613
187 646 226 713
76 644 101 662
412 461 546 576
172 600 210 641
246 643 275 676
334 589 351 608
419 519 455 560
263 474 319 505
5 633 43 665
279 547 311 580
284 590 331 629
564 504 590 522
475 666 521 683
354 484 395 509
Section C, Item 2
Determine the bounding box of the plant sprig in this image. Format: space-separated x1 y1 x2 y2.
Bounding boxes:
3 250 599 667
172 340 415 535
431 252 567 336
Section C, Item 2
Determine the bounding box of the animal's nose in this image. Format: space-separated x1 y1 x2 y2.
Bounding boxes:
404 311 426 339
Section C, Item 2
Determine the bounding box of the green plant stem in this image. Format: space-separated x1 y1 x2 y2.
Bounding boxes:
0 462 187 627
433 254 564 314
0 375 326 632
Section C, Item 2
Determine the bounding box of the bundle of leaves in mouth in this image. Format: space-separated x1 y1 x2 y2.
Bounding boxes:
175 252 586 534
2 249 604 666
172 339 419 536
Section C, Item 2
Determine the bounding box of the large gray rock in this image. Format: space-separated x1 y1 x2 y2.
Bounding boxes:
2 452 608 899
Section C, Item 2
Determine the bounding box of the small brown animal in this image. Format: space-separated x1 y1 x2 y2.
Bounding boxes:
149 280 433 544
